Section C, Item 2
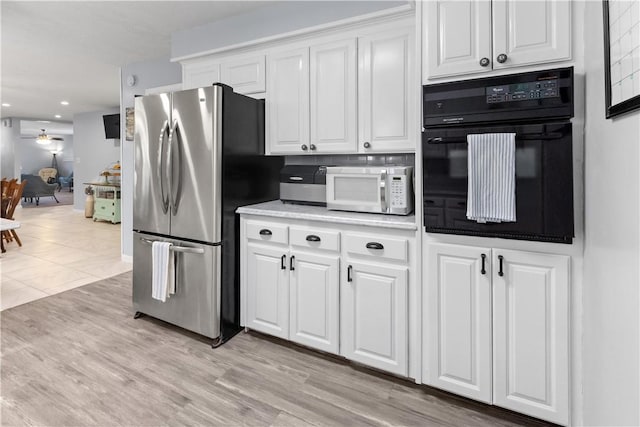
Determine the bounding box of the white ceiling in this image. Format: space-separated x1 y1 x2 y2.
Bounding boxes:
1 1 276 125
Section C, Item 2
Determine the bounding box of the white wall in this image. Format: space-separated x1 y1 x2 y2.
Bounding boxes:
73 109 120 210
582 2 640 426
18 129 73 178
171 1 407 59
119 57 182 258
0 118 19 179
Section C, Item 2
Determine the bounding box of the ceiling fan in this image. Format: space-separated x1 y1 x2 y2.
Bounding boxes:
21 129 65 145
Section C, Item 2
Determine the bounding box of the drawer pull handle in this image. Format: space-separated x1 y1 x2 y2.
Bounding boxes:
366 242 384 250
347 265 353 282
281 254 286 270
290 255 295 271
306 235 321 242
259 229 272 236
498 255 504 277
481 253 486 275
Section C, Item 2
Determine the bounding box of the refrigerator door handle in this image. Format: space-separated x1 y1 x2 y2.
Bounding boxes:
159 120 170 214
139 237 205 254
168 119 182 216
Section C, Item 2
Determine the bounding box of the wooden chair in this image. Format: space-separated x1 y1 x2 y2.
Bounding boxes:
1 179 27 248
1 178 17 200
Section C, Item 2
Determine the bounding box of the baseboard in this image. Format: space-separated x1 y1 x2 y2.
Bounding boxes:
121 254 133 263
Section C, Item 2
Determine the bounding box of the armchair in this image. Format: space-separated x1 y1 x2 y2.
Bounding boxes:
38 168 57 184
58 172 73 192
21 174 59 206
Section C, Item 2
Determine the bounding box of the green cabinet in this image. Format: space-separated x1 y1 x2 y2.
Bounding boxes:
93 185 121 224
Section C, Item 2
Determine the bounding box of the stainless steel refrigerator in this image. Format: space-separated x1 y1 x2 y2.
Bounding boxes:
132 84 282 346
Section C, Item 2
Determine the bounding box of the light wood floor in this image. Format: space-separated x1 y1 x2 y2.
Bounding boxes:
1 271 552 427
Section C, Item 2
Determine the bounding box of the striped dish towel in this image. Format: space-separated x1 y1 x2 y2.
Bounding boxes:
466 133 516 223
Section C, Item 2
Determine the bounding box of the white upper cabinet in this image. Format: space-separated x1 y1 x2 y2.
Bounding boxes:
183 55 266 93
310 39 358 153
425 0 492 78
182 61 221 90
266 48 310 154
424 0 571 80
358 26 415 153
492 0 571 70
220 55 266 94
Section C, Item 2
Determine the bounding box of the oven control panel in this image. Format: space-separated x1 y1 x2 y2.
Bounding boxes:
486 79 559 103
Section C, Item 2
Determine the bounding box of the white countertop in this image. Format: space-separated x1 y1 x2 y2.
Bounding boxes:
237 200 417 230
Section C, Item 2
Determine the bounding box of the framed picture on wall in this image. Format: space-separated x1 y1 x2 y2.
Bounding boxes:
603 0 640 118
125 107 135 141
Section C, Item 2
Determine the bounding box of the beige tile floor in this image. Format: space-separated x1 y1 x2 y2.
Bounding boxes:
0 203 131 310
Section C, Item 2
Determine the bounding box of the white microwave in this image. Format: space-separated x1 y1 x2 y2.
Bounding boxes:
325 166 414 215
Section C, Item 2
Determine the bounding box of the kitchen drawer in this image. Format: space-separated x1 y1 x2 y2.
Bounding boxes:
290 227 340 252
344 233 408 263
246 221 288 245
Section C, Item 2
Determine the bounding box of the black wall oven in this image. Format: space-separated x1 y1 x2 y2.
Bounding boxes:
422 67 574 244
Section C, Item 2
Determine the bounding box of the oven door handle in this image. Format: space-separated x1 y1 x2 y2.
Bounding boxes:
425 132 565 145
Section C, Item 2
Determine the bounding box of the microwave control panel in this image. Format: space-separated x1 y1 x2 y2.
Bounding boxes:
486 79 559 104
390 176 408 209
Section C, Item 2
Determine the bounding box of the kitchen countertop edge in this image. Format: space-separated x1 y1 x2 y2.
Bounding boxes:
237 200 418 231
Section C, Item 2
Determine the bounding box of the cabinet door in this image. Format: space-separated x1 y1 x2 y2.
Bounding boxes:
266 48 310 155
426 243 492 403
220 55 265 94
424 0 492 79
182 61 221 90
341 261 408 376
246 243 289 339
289 251 340 354
358 27 415 153
310 39 357 153
492 249 569 425
492 0 571 70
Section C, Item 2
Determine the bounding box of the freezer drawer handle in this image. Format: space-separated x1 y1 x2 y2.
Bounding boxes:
139 237 205 254
306 235 321 242
259 229 272 236
366 242 384 250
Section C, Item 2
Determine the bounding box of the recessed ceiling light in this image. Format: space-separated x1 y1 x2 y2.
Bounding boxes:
54 115 61 119
60 101 69 106
1 103 10 107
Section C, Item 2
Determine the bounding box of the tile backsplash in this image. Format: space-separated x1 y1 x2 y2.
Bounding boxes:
284 154 415 166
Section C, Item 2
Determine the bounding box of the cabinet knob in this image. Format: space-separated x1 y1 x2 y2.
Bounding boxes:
496 53 508 64
310 144 317 151
363 142 371 149
301 144 308 151
479 57 490 67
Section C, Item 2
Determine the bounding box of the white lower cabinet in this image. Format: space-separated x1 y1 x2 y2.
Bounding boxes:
341 260 408 376
425 243 569 425
289 251 340 354
241 214 415 378
245 243 289 339
426 244 492 403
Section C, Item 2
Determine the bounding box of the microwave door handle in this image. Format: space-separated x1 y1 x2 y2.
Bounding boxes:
380 170 387 213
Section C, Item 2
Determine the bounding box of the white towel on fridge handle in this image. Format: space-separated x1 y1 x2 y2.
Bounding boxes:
466 133 516 223
152 241 175 302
